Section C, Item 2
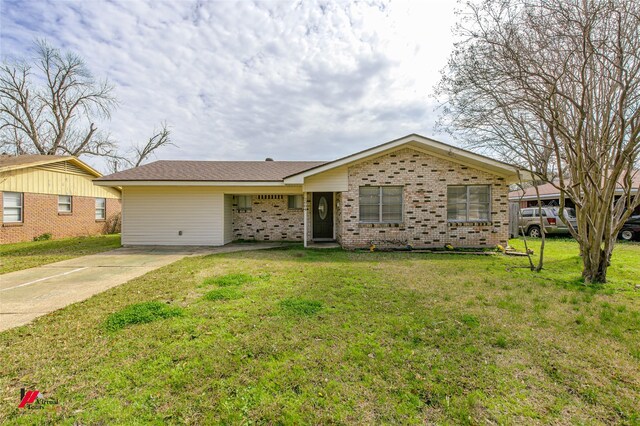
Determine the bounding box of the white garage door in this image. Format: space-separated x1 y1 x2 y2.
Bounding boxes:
121 186 225 246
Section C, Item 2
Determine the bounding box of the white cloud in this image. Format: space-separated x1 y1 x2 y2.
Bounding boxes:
0 0 457 172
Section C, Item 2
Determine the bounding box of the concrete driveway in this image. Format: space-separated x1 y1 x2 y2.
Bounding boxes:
0 243 287 332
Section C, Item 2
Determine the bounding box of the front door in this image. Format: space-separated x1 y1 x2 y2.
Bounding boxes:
312 192 333 239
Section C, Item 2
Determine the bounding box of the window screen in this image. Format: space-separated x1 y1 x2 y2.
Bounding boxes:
237 195 252 212
288 195 303 210
359 186 403 223
95 198 106 220
58 195 72 213
3 192 23 222
447 185 491 222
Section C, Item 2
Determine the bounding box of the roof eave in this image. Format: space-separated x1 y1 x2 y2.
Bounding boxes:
93 180 295 187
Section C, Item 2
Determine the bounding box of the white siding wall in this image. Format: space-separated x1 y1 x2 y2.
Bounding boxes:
122 186 225 246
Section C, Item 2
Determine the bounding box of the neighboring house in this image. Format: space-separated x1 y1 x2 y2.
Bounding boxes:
1 155 121 244
509 177 640 215
94 134 522 249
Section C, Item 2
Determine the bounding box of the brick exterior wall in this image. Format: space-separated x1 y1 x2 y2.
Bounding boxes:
232 195 304 241
337 148 509 249
229 149 509 248
334 192 343 244
1 191 121 244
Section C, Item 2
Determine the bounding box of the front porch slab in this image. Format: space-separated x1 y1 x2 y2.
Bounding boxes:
306 241 341 249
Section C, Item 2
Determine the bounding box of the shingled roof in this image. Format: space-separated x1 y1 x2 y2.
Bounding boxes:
510 174 640 200
96 160 327 182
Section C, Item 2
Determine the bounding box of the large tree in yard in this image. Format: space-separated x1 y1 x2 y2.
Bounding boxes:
437 0 640 283
0 40 171 168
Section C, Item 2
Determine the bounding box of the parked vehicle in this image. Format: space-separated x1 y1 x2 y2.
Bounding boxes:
518 207 578 238
619 215 640 241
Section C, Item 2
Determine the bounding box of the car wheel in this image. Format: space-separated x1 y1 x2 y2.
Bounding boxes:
528 226 542 238
620 230 634 241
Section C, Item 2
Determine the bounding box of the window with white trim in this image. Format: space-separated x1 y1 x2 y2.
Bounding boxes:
359 186 403 223
3 192 23 223
288 195 303 210
58 195 72 213
237 195 252 212
447 185 491 222
95 198 106 220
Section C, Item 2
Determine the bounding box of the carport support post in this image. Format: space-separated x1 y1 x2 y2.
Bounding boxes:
303 192 308 248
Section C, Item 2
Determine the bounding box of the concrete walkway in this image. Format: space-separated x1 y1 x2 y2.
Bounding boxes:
0 243 288 332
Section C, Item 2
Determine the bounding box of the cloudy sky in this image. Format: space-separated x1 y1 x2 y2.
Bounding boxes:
1 0 458 172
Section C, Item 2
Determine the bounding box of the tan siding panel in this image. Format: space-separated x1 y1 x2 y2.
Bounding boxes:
303 167 348 192
0 167 120 199
122 186 224 246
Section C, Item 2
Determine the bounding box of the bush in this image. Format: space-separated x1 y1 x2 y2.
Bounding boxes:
104 212 122 234
33 233 52 241
104 301 184 331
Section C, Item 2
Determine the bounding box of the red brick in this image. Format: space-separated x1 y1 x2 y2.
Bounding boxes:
1 192 121 244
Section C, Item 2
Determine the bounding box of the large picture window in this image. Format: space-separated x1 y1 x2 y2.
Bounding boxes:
359 186 403 223
447 185 491 222
3 192 23 223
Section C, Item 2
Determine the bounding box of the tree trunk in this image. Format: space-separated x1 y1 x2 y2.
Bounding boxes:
581 244 611 284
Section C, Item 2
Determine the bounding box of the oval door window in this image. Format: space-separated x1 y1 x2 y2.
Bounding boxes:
318 196 328 220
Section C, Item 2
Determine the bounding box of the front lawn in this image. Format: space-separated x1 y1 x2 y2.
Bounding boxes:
0 234 121 274
0 239 638 424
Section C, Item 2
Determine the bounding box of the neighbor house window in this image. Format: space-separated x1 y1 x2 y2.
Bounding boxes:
3 192 23 223
95 198 106 220
58 195 72 213
288 195 303 210
447 185 491 222
359 186 403 223
237 195 252 212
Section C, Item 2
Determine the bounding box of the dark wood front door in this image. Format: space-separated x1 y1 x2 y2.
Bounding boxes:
312 192 333 239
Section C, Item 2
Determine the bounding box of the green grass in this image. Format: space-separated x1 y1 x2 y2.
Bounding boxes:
203 273 256 287
0 234 121 274
0 238 639 424
104 302 185 332
279 298 324 315
203 288 243 301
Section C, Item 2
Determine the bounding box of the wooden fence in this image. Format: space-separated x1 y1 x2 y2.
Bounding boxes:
509 202 520 238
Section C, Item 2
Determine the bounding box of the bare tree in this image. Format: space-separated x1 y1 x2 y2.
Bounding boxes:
1 40 173 171
436 0 640 283
0 40 116 157
108 123 173 173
